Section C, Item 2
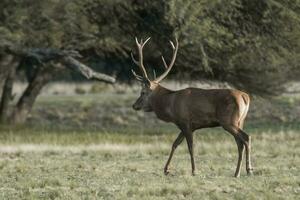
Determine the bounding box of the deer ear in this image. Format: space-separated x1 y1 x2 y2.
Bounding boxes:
139 80 149 87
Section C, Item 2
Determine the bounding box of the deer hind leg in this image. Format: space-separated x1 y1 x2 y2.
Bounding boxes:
222 124 253 177
237 98 253 175
234 137 244 177
164 132 185 175
238 119 253 175
238 129 253 175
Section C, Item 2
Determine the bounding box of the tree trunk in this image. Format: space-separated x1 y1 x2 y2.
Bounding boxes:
0 56 19 123
10 65 57 124
0 54 14 93
2 47 115 125
0 60 19 123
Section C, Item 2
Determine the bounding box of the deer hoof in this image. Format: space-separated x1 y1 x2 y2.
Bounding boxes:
164 168 170 175
234 173 240 178
247 168 253 176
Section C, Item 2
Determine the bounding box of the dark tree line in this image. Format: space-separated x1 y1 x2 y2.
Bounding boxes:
0 0 300 124
81 0 300 94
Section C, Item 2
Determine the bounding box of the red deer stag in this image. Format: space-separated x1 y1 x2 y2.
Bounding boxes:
131 37 253 177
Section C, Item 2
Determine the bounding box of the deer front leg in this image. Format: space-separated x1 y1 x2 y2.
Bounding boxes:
185 131 195 176
164 132 184 175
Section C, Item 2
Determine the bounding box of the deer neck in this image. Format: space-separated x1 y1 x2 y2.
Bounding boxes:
150 85 174 122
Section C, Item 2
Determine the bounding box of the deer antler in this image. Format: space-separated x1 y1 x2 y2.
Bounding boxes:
131 37 178 83
131 37 151 82
131 69 144 81
154 38 178 83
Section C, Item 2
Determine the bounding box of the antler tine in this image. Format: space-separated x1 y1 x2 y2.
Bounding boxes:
167 38 178 68
133 37 151 81
153 69 157 79
161 56 168 69
131 69 144 81
142 37 151 48
154 38 179 83
135 37 151 47
131 52 139 66
135 37 140 47
169 41 175 50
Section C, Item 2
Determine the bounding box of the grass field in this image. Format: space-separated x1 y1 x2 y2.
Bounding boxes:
0 83 299 199
0 126 299 199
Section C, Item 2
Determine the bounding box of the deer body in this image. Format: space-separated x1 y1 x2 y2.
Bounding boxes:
131 37 253 177
149 85 249 130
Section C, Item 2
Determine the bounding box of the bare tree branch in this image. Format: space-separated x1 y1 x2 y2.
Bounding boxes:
61 56 116 83
2 45 116 83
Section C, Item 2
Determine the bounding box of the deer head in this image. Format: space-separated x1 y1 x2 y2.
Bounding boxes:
131 37 178 112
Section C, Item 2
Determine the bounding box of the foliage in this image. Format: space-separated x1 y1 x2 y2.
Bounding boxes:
1 0 300 94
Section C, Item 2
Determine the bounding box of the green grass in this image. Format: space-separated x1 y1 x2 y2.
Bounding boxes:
0 125 299 200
